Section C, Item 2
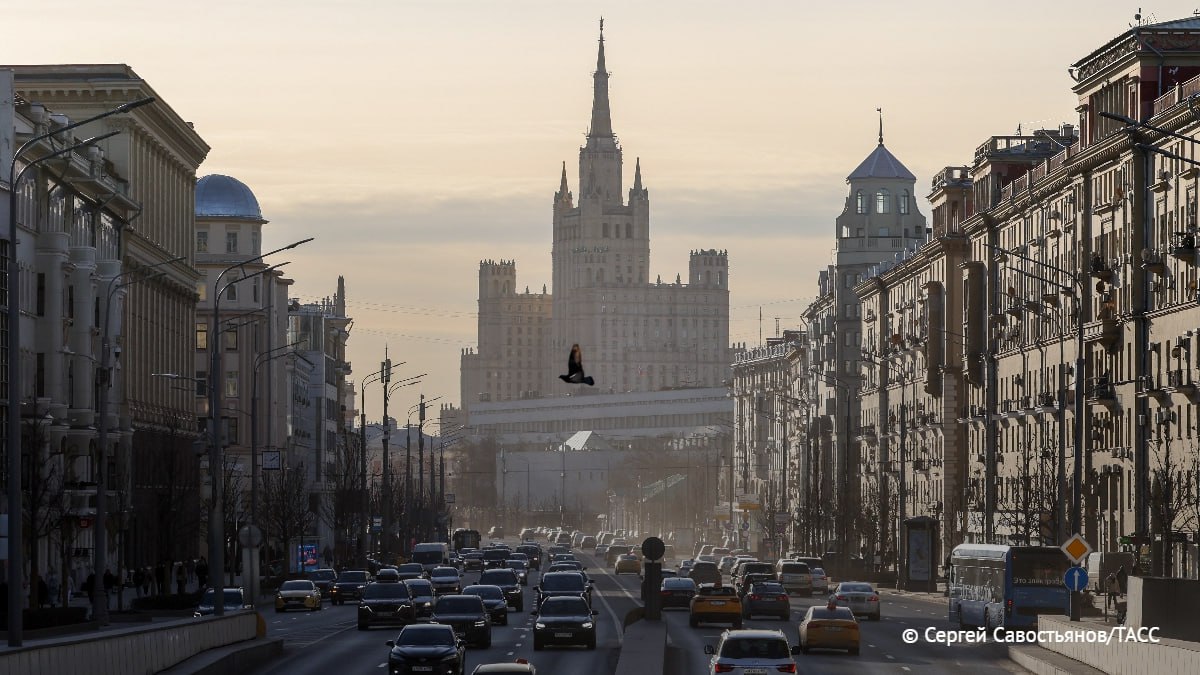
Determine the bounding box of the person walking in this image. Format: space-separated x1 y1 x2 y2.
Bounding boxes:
154 561 166 596
175 562 187 595
103 568 115 599
47 569 60 608
186 558 196 586
196 556 209 590
133 567 146 598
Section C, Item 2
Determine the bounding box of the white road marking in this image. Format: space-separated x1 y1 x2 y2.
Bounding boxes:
902 667 911 671
507 651 514 656
886 655 895 660
377 663 385 668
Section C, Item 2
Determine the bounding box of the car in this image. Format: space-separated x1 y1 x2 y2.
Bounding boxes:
478 568 525 611
358 581 415 630
531 595 598 650
462 551 485 572
395 563 427 581
594 543 611 558
736 573 776 598
386 623 466 675
505 560 531 586
615 554 642 575
605 545 632 566
308 568 338 598
660 577 697 610
732 561 773 585
275 579 323 612
791 556 825 578
742 581 791 620
829 581 880 620
536 571 592 606
516 544 543 569
430 566 464 595
331 570 371 605
580 535 597 549
659 568 678 579
551 553 580 566
473 659 537 674
718 555 738 575
547 562 586 577
431 594 492 648
679 559 695 576
519 528 537 541
194 587 251 617
777 562 813 596
689 582 742 628
704 629 802 674
810 567 830 595
463 584 510 625
798 602 860 654
376 568 401 583
488 526 505 539
404 579 436 619
546 545 571 558
482 547 512 569
687 561 721 586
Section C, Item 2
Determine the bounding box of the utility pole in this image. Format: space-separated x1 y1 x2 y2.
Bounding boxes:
417 395 426 540
380 356 392 561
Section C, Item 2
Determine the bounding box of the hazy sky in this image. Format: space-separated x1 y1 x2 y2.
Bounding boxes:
7 1 1182 422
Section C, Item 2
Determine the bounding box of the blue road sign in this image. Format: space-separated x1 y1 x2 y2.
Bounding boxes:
1064 566 1089 592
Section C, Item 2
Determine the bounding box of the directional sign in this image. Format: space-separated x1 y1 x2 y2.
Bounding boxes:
1064 566 1089 592
1061 533 1092 564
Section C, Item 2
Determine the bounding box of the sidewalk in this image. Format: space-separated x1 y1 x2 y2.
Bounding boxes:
880 581 949 605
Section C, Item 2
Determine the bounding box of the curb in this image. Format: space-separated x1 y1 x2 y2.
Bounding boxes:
157 636 283 675
1008 644 1107 675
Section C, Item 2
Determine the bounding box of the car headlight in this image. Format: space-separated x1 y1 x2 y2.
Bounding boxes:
582 622 594 629
474 620 487 627
535 622 547 629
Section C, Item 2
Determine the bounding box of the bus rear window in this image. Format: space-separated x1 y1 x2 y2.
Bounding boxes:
1011 551 1069 586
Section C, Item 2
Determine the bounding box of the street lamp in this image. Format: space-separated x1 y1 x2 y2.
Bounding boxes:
358 364 390 564
92 255 183 625
207 238 311 614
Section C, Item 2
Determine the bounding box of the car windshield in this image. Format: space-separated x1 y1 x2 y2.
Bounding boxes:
840 583 875 593
405 581 433 596
693 562 717 571
809 607 853 620
464 585 505 600
309 570 336 581
432 568 458 577
663 578 695 589
398 564 423 573
396 626 455 646
506 561 527 570
539 598 590 616
811 568 826 576
339 571 369 583
541 574 584 591
700 586 736 596
435 597 482 613
780 563 810 574
720 638 790 659
480 570 517 585
752 583 786 595
200 589 243 606
281 580 313 591
364 583 409 599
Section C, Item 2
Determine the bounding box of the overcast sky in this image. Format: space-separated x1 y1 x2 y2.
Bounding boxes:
7 0 1181 422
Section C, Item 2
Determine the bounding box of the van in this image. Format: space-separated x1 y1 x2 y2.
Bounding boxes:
411 542 450 573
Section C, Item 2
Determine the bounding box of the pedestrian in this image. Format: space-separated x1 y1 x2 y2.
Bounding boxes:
155 561 166 596
37 576 49 608
133 567 146 598
85 571 96 600
175 562 187 595
1105 571 1121 612
186 557 196 585
67 573 76 602
141 567 152 596
196 556 209 589
47 569 60 608
1116 564 1129 595
103 568 115 598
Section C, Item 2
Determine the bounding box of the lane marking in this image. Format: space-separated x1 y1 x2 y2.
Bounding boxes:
886 654 895 660
902 667 911 672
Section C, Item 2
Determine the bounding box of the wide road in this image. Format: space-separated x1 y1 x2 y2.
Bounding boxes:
247 542 638 675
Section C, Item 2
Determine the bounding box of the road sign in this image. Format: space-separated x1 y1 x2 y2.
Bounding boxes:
641 536 666 561
262 450 281 470
238 524 263 548
1061 533 1092 564
1064 566 1089 592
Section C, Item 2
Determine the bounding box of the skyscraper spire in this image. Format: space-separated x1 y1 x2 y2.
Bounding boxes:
560 161 569 193
633 157 643 190
877 107 884 145
589 18 613 139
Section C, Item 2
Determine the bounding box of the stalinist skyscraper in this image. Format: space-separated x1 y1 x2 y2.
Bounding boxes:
462 22 731 412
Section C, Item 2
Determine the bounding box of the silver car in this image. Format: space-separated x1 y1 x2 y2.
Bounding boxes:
704 629 801 675
830 581 880 620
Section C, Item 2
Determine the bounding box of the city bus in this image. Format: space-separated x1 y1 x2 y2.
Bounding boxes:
948 544 1070 630
452 528 481 551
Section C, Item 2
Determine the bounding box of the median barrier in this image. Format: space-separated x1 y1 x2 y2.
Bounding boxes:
614 615 667 675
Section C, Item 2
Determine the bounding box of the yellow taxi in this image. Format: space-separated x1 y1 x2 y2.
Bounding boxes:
797 601 859 655
614 553 642 575
275 579 323 612
688 582 742 628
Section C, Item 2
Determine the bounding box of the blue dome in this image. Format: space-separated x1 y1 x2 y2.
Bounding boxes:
195 174 263 220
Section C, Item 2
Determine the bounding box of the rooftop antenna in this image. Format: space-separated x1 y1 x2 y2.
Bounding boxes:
876 107 884 145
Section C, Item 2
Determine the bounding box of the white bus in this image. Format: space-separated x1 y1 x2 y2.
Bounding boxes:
411 542 450 572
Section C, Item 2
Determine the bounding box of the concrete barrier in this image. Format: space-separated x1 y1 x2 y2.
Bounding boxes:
0 611 259 675
1127 576 1200 641
1034 614 1200 674
614 618 667 674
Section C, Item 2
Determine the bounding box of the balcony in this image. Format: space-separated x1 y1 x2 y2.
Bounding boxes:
1140 248 1166 274
1171 231 1197 259
1166 369 1198 396
1087 383 1117 404
911 458 931 473
1037 392 1058 408
1141 374 1167 398
1089 256 1114 280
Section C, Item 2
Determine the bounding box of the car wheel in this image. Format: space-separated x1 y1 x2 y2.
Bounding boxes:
871 612 880 621
850 646 860 655
587 634 597 650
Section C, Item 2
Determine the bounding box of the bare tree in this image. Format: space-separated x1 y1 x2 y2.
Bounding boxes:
995 439 1059 546
22 414 65 607
317 430 359 563
261 463 314 573
1149 417 1195 577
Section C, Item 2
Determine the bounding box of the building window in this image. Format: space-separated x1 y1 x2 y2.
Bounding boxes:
197 231 208 252
225 417 239 446
251 230 260 255
226 283 237 301
899 190 910 215
197 282 207 302
224 371 238 398
224 328 238 351
603 223 610 238
195 370 208 396
226 231 238 253
856 190 867 214
626 223 632 238
196 322 208 350
876 188 891 214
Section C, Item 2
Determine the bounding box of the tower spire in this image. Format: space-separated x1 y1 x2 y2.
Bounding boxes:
633 157 643 190
588 17 613 138
560 161 569 193
877 107 884 145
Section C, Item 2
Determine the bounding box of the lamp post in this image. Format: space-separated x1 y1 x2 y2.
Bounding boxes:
92 256 183 625
207 238 311 615
358 365 388 563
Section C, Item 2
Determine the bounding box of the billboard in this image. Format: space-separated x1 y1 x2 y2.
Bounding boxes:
297 543 319 572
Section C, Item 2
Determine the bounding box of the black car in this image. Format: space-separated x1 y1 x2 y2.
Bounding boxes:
405 579 436 619
660 577 697 610
332 570 371 605
535 571 592 607
531 595 598 650
429 566 464 595
386 623 466 675
431 594 492 648
396 563 427 582
462 584 509 625
309 568 338 598
504 560 530 586
478 568 524 612
481 547 511 570
462 552 485 572
359 581 415 630
515 544 543 570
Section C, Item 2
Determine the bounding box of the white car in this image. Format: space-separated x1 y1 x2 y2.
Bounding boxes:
830 581 880 620
809 567 830 594
704 629 801 674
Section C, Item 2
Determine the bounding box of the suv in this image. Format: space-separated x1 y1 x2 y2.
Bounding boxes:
516 544 543 569
536 571 592 607
331 570 370 605
429 566 464 595
479 568 524 611
431 594 492 648
689 582 742 628
777 562 813 596
531 595 599 650
703 629 801 674
308 568 338 598
357 581 413 630
687 561 722 586
194 587 251 617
